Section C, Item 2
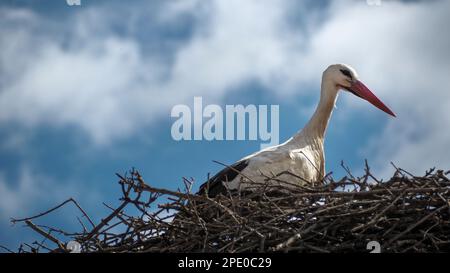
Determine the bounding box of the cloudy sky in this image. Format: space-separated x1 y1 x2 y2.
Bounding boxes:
0 0 449 250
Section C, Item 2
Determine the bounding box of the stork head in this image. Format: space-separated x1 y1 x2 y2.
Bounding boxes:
324 64 396 117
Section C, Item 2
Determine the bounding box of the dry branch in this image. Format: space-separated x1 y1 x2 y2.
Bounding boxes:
6 165 450 253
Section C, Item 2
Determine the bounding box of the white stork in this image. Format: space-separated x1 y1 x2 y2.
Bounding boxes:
199 64 395 197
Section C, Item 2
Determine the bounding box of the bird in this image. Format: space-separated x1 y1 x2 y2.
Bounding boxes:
198 64 395 197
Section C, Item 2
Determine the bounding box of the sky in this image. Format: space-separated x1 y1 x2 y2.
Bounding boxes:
0 0 449 251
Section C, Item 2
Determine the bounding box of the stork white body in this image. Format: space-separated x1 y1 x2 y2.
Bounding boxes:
227 133 325 189
199 64 395 196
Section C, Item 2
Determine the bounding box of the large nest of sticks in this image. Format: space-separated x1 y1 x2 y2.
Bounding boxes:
6 164 450 253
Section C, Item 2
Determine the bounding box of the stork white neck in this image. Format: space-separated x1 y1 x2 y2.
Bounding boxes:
297 75 339 140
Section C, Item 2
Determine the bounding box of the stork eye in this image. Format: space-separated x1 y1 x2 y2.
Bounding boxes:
340 69 352 79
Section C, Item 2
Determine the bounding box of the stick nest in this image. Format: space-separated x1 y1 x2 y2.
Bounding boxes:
6 163 450 253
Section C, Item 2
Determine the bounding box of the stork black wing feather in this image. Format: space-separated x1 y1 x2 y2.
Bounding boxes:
198 160 249 197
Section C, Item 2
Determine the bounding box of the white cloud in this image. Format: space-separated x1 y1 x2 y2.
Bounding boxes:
0 169 36 217
0 166 94 218
0 7 162 144
0 1 305 144
0 0 450 176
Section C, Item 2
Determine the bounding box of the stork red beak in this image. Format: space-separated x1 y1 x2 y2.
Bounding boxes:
348 80 396 117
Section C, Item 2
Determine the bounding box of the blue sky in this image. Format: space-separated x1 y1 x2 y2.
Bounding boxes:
1 0 449 251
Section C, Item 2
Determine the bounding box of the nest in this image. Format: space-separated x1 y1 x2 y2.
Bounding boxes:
5 163 450 253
